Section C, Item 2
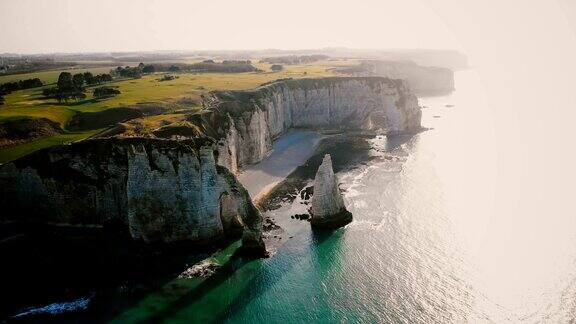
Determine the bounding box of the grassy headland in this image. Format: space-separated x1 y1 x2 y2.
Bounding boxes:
0 60 358 163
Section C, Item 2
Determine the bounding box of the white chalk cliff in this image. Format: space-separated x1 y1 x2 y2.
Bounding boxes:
201 77 421 173
0 138 266 256
0 77 421 255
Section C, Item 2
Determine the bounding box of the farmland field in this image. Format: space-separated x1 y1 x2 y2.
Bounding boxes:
0 66 119 84
0 60 358 162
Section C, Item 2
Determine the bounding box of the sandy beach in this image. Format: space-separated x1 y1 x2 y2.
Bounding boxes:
237 130 324 201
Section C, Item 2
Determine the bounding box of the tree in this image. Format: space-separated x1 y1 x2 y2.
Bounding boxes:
271 64 283 72
42 87 58 98
57 72 73 90
99 74 112 82
72 73 85 88
0 78 43 95
168 65 180 72
114 66 142 78
83 72 95 85
52 72 86 103
142 64 155 73
93 86 121 98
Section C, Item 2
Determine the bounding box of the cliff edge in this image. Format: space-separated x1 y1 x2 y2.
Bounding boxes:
202 77 421 173
0 138 266 256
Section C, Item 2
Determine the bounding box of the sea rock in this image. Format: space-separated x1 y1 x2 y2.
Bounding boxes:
0 138 266 257
310 154 352 229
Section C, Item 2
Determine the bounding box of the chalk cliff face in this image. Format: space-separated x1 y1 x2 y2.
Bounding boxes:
0 138 265 255
310 154 352 229
337 61 455 96
0 77 420 255
201 77 421 172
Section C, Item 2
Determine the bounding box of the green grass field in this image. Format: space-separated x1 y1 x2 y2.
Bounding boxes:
0 66 118 84
0 59 358 163
0 129 103 164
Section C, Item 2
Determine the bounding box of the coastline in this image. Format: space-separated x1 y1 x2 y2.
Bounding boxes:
237 130 324 203
258 133 375 212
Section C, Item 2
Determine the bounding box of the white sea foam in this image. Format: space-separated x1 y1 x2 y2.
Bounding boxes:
12 295 92 319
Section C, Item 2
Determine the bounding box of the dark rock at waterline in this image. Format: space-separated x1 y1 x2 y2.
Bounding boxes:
293 213 310 221
300 186 314 200
311 208 352 229
262 218 280 231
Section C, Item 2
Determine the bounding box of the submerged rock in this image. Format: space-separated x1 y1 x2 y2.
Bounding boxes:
310 154 352 229
178 260 221 278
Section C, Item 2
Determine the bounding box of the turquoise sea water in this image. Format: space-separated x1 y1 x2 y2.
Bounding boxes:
110 70 576 323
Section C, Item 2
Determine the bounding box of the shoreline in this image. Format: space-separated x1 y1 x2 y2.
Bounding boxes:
258 133 376 212
237 130 325 202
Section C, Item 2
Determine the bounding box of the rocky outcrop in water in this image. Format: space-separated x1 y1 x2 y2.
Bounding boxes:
0 138 266 256
310 154 352 229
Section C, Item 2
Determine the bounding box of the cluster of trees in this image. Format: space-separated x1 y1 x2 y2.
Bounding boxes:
93 86 121 98
114 66 143 78
271 64 283 72
125 61 258 74
83 72 112 85
0 78 44 105
188 61 258 73
158 74 177 82
1 78 43 93
43 71 112 102
113 63 156 79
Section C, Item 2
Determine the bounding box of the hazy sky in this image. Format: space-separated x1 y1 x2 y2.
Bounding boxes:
0 0 463 53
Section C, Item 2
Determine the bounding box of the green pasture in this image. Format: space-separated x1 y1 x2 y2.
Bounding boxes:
0 59 358 162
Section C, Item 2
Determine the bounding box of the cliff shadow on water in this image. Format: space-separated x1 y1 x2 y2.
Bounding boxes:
0 220 248 322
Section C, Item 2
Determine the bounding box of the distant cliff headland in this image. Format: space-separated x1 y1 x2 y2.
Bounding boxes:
335 60 455 96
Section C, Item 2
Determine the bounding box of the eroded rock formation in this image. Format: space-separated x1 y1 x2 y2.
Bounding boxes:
310 154 352 229
202 77 421 173
0 138 265 256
